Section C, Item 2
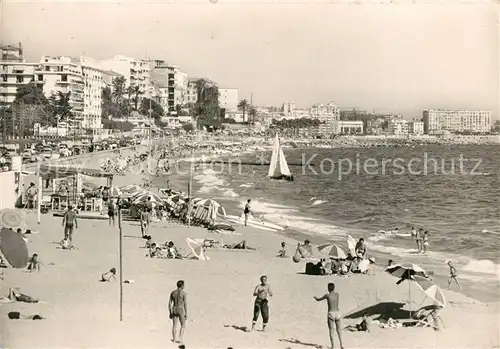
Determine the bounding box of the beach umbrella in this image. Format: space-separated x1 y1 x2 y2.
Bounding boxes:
0 227 29 268
185 237 208 261
133 193 163 204
346 234 356 256
413 275 446 307
386 263 428 279
317 243 347 260
168 193 187 203
386 263 430 318
0 209 26 230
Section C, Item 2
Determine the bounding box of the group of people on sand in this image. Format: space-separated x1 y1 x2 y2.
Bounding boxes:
144 236 183 259
166 275 345 349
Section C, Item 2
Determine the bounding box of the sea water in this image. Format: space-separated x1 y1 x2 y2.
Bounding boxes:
155 144 500 302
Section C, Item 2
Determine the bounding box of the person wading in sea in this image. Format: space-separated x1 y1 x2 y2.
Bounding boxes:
251 275 273 332
314 282 345 349
169 280 187 344
62 206 78 245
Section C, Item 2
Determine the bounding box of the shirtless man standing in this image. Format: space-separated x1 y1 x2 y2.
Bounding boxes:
314 282 345 349
251 275 273 332
169 280 187 344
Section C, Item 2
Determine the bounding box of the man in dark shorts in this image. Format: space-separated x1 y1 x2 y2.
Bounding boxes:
314 282 345 349
169 280 187 344
251 275 273 332
62 206 78 244
244 199 251 226
108 200 116 227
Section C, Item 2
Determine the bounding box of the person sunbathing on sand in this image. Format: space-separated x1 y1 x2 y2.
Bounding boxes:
224 240 256 250
7 288 39 303
8 311 44 320
314 282 345 349
101 268 117 282
144 235 153 249
345 313 370 333
277 242 287 258
27 254 41 272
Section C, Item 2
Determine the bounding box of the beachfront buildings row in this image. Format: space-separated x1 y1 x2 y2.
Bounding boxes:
280 101 364 135
1 42 240 131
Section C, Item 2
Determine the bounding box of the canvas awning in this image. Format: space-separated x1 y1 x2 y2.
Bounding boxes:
38 164 114 180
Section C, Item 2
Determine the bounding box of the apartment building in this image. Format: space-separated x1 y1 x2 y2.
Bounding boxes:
149 60 188 113
423 109 492 134
408 121 424 135
101 55 150 91
388 119 409 135
0 43 42 108
184 80 198 105
36 56 85 126
218 88 239 112
309 102 340 135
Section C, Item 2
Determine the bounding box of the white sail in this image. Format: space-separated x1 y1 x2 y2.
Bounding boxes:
278 145 292 176
267 134 280 177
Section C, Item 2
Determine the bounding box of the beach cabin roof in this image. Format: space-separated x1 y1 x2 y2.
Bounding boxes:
39 164 114 179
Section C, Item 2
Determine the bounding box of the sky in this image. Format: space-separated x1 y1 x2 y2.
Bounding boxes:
1 0 499 119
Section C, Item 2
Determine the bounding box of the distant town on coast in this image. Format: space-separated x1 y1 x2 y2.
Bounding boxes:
0 41 499 154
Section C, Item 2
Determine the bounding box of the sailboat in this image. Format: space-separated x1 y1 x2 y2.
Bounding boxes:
267 133 294 181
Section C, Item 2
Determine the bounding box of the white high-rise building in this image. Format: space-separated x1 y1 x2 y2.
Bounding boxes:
148 60 188 114
0 43 42 108
36 56 85 126
100 55 150 91
309 102 340 135
423 109 492 134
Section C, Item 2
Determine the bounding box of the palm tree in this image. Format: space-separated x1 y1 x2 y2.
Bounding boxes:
128 85 143 112
248 106 257 125
237 99 249 123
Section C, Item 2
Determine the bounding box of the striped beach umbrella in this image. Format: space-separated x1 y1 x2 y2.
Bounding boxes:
317 243 347 260
386 263 428 279
0 209 26 230
386 263 430 318
413 275 446 307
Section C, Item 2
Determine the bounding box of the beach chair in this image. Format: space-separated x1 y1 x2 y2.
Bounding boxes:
413 304 445 330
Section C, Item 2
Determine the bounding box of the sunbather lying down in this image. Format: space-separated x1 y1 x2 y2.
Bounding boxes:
223 240 256 250
8 311 44 320
101 268 117 282
345 314 370 332
1 288 39 303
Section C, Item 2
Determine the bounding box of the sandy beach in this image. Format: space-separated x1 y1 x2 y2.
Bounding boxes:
1 150 499 349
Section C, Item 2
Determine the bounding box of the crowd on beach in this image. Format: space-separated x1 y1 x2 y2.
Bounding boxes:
0 139 473 349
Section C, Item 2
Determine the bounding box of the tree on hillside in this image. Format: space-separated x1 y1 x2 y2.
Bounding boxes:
237 99 249 123
128 85 143 111
53 91 73 125
13 84 48 106
101 86 120 119
193 78 220 129
111 76 128 117
140 98 164 124
9 84 53 135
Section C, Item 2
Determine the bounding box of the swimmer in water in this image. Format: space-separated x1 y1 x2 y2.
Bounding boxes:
314 282 345 349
